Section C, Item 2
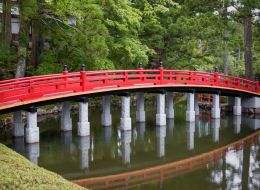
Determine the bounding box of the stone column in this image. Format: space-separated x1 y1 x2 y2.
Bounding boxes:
211 119 220 143
166 92 174 119
186 93 195 122
186 122 195 150
156 93 166 126
194 93 200 116
78 136 90 170
120 96 131 131
101 96 112 126
136 93 145 122
26 143 40 165
12 111 24 137
212 94 220 119
156 126 166 158
233 97 242 116
61 101 72 131
78 99 90 136
25 108 39 143
234 116 242 134
121 130 132 164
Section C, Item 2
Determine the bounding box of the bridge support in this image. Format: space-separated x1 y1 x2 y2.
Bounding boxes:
25 108 39 143
136 93 145 122
156 94 166 126
61 101 72 131
186 122 195 150
186 93 195 122
211 119 220 143
194 93 200 116
166 92 174 119
12 111 24 137
120 96 131 131
156 126 166 158
121 130 132 164
101 96 112 126
78 136 90 170
211 94 220 118
78 99 90 136
233 97 242 115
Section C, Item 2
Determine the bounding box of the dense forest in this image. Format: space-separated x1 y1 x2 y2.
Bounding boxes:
0 0 260 80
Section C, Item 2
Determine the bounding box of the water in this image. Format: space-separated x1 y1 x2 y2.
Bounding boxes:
1 100 260 189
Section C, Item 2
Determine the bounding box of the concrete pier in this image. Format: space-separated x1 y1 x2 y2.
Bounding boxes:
156 94 166 126
25 108 39 143
186 93 195 122
156 126 166 158
186 122 195 150
78 136 90 170
233 97 242 116
121 130 132 164
211 94 220 119
136 93 145 122
120 96 132 131
166 92 174 119
26 143 40 165
12 111 24 137
78 99 90 136
61 101 72 131
234 116 241 134
211 119 220 143
101 96 112 126
194 93 200 116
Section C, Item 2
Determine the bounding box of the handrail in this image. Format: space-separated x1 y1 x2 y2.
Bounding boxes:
0 69 258 105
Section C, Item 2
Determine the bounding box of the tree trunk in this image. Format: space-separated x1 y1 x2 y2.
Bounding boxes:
244 17 253 80
15 0 28 78
223 2 228 75
31 19 40 68
1 0 12 49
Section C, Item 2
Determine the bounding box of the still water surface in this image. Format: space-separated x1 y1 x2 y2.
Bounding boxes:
1 101 260 189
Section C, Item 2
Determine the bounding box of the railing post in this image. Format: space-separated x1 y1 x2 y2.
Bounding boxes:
138 63 144 81
80 64 87 91
159 61 164 84
63 65 68 88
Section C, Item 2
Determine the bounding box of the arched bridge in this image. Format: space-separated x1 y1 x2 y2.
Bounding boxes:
0 67 259 112
1 66 259 144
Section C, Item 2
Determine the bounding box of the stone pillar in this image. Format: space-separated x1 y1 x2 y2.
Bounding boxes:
120 96 131 131
78 100 90 136
156 93 166 126
25 108 39 143
61 101 72 131
234 116 242 134
156 126 166 158
211 119 220 143
78 136 90 170
12 111 24 137
186 122 195 150
136 93 145 122
121 130 132 164
212 94 220 119
233 97 242 116
194 93 200 116
186 93 195 122
26 143 40 165
166 92 174 119
101 96 112 126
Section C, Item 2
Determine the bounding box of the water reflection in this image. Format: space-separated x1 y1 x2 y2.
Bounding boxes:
156 125 166 158
78 136 90 170
166 119 174 138
121 130 132 165
186 122 195 150
26 143 40 165
211 119 220 143
234 116 241 134
136 122 145 149
195 116 202 138
12 137 25 156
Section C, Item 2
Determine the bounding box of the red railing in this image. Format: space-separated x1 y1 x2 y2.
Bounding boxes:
0 69 258 105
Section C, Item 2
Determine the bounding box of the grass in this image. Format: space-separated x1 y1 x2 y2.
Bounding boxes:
0 143 85 190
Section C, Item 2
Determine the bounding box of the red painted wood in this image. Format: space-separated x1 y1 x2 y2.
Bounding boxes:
0 69 258 105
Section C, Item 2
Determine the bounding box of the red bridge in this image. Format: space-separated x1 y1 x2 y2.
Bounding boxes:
0 67 259 113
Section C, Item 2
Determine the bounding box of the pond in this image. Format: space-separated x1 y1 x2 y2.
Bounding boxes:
1 99 259 189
